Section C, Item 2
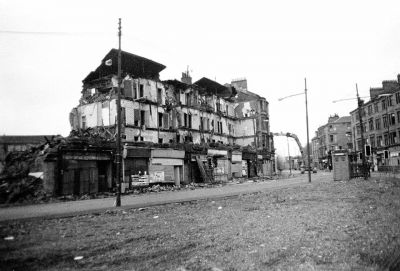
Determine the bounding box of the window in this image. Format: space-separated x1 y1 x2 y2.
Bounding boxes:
397 111 400 125
158 138 163 144
368 105 373 115
388 95 393 106
163 113 169 129
377 135 382 147
200 117 204 130
390 131 397 144
81 116 86 129
390 113 396 125
140 110 146 126
356 125 360 135
384 133 389 146
139 84 144 97
368 118 374 131
158 112 163 127
134 136 143 142
185 93 190 106
382 99 387 110
157 88 162 104
188 114 192 128
396 92 400 104
370 135 375 148
184 113 187 127
329 135 334 142
374 102 379 113
134 109 140 126
226 105 229 115
375 118 381 130
383 115 388 128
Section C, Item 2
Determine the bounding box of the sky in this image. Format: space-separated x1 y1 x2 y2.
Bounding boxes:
1 0 400 157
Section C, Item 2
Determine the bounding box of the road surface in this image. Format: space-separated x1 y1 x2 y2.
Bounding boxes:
0 172 332 222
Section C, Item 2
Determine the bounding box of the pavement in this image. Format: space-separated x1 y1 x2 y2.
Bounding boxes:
0 171 332 222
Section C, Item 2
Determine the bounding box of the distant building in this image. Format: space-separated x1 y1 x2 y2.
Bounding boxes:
312 114 352 169
350 75 400 168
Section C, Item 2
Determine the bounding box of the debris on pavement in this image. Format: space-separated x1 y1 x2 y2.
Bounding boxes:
73 256 84 261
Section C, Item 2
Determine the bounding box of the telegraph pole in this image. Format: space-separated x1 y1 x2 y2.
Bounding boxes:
115 18 122 207
305 78 311 183
356 84 368 180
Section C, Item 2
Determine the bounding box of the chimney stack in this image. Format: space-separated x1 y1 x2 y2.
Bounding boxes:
181 70 192 85
231 78 248 93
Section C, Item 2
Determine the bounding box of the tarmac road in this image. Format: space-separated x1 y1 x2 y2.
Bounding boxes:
0 171 332 222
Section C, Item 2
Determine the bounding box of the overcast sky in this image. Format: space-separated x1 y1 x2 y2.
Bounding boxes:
1 0 400 156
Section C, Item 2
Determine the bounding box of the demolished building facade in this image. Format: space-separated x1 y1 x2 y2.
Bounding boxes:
60 49 275 195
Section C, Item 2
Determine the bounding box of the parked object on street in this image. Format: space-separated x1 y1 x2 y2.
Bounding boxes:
300 166 317 174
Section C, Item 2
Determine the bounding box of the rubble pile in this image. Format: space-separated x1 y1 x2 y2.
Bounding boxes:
69 127 116 143
0 136 64 204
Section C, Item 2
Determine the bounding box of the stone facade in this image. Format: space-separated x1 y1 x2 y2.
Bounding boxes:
350 76 400 168
312 114 352 169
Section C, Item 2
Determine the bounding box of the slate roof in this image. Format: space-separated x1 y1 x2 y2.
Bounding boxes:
83 49 166 84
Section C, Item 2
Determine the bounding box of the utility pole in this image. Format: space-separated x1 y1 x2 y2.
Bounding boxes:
115 18 122 207
305 78 311 183
356 84 368 180
287 136 292 175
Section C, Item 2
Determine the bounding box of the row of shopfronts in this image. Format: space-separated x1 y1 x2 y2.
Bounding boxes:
43 143 274 196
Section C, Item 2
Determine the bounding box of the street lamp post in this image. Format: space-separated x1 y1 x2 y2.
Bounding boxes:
278 78 311 183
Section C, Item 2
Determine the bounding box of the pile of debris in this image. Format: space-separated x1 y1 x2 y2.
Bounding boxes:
69 127 116 143
0 136 65 204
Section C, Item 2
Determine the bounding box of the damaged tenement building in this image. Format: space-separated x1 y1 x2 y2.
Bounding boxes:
60 49 274 195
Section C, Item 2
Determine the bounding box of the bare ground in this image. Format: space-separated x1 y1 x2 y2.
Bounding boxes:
1 176 400 271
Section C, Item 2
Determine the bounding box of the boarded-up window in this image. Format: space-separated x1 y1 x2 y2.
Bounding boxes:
124 80 133 98
172 110 176 128
157 88 162 104
177 112 182 127
163 113 169 129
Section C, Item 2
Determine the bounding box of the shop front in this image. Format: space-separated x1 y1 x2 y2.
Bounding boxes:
149 148 185 186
